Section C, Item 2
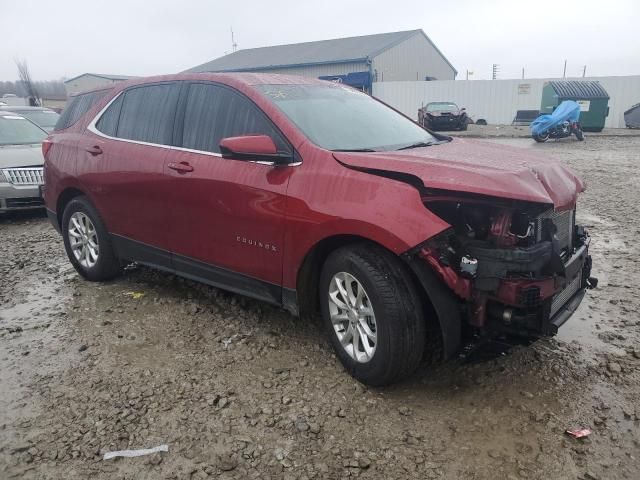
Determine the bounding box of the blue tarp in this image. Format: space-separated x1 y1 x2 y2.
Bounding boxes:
318 71 371 92
530 100 581 136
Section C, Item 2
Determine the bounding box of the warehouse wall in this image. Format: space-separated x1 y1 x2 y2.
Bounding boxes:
64 75 124 96
248 61 368 79
373 76 640 128
372 32 456 81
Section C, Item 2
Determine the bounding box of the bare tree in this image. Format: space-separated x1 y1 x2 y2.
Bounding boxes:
15 59 41 106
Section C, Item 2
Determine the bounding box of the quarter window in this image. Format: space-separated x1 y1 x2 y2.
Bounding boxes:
180 83 288 154
95 94 123 137
54 89 107 131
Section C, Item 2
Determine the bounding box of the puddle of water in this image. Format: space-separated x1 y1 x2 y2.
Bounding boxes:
556 293 626 358
0 279 64 330
0 267 73 428
576 212 615 228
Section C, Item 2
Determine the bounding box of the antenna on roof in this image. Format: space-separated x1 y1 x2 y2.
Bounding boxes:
231 28 238 53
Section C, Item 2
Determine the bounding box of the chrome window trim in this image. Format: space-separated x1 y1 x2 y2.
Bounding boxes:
86 90 299 167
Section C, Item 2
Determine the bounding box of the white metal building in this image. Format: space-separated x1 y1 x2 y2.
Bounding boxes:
187 30 457 92
63 73 134 96
373 75 640 128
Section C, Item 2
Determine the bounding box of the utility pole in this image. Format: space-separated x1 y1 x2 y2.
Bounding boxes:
492 64 499 80
582 65 587 78
465 70 474 80
563 59 567 79
522 67 525 79
231 28 238 53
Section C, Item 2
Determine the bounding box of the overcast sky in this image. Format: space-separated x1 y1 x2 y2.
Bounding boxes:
2 0 639 81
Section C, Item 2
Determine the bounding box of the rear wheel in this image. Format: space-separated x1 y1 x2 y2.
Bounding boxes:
533 132 549 143
61 196 120 281
319 244 427 386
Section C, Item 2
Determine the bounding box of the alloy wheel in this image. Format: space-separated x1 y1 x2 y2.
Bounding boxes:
328 272 377 363
68 212 99 268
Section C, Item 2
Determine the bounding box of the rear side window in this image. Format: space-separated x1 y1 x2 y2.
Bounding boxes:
115 83 180 145
181 83 288 154
54 90 107 131
95 94 124 137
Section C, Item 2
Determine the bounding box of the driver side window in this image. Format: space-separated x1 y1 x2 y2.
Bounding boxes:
180 83 289 154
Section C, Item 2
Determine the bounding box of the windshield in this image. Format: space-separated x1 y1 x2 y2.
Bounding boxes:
0 115 47 145
426 102 458 112
256 84 436 151
19 110 60 129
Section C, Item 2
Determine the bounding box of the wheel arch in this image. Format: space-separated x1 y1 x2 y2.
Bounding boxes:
55 187 86 229
292 234 457 361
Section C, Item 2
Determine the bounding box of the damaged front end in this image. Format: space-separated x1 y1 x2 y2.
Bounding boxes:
409 194 597 341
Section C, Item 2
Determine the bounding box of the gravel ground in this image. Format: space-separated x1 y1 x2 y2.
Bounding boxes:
1 136 639 480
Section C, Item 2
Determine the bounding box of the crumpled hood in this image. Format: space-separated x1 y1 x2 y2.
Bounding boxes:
333 138 584 209
0 144 44 169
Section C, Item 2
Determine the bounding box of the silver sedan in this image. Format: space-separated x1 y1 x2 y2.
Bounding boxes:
0 111 47 212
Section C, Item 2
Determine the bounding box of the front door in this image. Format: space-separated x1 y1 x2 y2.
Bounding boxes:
165 82 294 303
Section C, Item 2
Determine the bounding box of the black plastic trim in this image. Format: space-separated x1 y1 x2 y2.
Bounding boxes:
111 234 282 306
282 288 299 316
406 258 462 359
548 288 587 334
46 208 61 233
111 234 172 270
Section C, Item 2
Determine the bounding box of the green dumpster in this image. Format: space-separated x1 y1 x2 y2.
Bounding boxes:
540 81 610 132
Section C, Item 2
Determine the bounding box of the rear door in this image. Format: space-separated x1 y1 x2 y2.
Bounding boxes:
165 82 294 303
77 82 181 265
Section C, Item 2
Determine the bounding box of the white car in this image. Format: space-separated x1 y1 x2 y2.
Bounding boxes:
0 111 47 212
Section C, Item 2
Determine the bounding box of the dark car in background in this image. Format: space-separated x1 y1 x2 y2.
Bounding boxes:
419 102 468 131
0 106 60 133
0 111 47 212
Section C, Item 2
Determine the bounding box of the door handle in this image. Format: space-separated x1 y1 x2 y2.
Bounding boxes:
168 161 194 173
86 145 103 156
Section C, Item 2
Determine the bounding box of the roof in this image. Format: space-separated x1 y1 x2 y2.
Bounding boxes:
548 80 609 99
101 72 334 91
187 29 456 74
64 73 135 84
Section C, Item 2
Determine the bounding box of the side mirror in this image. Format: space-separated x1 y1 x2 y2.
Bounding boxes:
219 135 291 164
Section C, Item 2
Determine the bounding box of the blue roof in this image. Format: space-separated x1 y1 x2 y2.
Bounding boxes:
187 29 456 74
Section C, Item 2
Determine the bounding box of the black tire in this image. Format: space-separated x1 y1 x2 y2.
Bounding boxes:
61 196 120 281
533 133 549 143
319 244 427 386
575 129 584 141
459 121 468 131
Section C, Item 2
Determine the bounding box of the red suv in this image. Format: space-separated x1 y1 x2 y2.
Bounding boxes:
43 73 595 385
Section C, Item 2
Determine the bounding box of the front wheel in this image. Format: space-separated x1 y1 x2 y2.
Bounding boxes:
319 244 427 386
61 196 121 281
575 129 584 141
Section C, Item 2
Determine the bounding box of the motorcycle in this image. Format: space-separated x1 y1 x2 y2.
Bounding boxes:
530 100 585 143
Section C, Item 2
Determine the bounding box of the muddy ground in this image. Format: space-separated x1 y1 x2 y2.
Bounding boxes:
1 136 639 480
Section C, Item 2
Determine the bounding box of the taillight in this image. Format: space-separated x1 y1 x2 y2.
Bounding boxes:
42 138 53 158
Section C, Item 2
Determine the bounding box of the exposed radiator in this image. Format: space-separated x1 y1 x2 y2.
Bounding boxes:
536 208 574 252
